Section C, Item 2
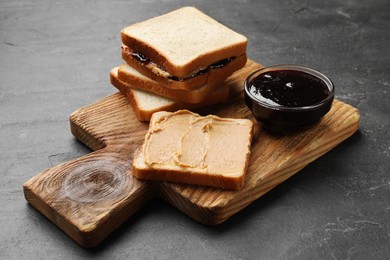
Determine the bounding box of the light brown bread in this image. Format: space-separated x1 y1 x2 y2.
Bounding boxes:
121 45 247 90
121 6 247 78
110 67 230 121
117 63 235 104
132 110 253 190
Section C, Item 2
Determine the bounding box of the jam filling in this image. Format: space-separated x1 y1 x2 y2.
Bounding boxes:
132 52 149 63
248 70 331 107
131 52 235 82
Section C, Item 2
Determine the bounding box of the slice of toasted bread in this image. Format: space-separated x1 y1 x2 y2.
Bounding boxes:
132 110 253 190
121 45 247 90
121 7 247 78
110 67 230 121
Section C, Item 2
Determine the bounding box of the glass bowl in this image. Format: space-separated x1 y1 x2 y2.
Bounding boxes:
244 65 335 133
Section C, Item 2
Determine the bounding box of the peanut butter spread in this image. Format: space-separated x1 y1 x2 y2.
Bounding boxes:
142 110 253 176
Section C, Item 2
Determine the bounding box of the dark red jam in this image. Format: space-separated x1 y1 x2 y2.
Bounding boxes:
131 51 234 81
209 57 234 69
169 57 235 81
248 70 331 107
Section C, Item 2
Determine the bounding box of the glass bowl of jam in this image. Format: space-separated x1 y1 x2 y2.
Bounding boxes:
244 65 335 133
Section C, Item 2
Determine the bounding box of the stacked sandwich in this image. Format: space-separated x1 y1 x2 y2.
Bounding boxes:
110 7 248 121
109 7 254 190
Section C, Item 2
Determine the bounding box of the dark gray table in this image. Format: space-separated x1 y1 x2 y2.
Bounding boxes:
1 0 389 259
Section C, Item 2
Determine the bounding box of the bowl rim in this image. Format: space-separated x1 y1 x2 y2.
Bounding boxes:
244 64 335 112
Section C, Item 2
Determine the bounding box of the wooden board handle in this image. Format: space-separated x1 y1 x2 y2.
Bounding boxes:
23 148 154 248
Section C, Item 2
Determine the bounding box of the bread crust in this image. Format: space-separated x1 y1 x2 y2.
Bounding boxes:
117 64 214 103
110 70 174 121
132 150 245 190
110 67 230 121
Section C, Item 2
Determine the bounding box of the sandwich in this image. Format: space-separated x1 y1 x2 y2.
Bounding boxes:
120 7 247 91
110 7 254 191
110 6 248 120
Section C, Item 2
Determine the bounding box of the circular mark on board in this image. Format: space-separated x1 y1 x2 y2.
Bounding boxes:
63 156 133 204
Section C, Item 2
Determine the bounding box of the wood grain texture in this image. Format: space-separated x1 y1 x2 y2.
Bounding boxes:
23 60 360 247
23 150 154 248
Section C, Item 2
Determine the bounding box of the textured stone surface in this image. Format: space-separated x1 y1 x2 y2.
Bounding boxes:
1 0 389 258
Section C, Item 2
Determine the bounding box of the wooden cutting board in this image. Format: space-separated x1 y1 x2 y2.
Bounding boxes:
23 60 360 248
